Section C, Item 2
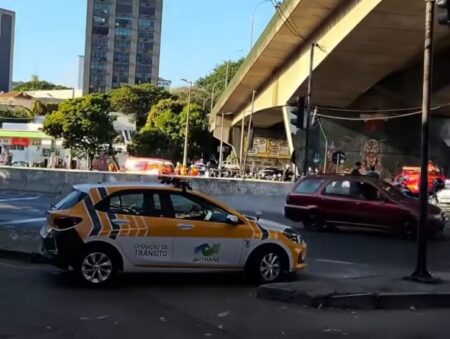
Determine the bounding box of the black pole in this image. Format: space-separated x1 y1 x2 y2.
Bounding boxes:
303 43 315 176
410 0 435 282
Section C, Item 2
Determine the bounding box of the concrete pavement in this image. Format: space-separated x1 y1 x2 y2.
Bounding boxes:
2 256 450 339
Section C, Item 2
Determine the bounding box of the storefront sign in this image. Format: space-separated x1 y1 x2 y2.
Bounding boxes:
11 138 30 147
0 138 10 145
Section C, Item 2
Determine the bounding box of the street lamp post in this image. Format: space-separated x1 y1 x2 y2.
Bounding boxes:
210 79 226 113
181 79 193 167
250 0 272 51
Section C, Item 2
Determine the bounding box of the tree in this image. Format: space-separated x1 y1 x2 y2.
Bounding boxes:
0 108 33 126
128 128 180 160
145 98 185 131
179 103 217 159
170 86 210 109
110 83 172 128
31 100 59 116
13 75 69 92
196 58 244 107
43 94 117 170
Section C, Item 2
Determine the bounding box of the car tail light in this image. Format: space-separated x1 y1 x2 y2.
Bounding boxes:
52 216 82 230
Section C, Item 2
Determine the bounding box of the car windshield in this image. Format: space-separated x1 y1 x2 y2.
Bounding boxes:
379 181 406 200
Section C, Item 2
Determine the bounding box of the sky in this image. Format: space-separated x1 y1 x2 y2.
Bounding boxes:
1 0 275 88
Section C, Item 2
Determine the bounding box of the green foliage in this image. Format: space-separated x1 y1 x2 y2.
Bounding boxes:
43 94 117 169
0 108 33 126
196 58 244 107
170 86 210 109
13 75 69 91
131 98 217 161
110 83 172 128
31 100 59 116
128 128 180 160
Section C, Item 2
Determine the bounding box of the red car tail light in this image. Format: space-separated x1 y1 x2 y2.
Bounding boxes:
52 216 82 230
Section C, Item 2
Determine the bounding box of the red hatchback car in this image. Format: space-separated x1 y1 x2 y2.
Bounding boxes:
284 175 446 237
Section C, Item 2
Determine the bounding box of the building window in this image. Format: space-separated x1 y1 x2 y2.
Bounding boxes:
138 30 154 39
94 3 109 14
137 42 153 52
140 7 155 17
114 52 130 64
93 15 107 25
117 4 132 14
136 64 151 73
116 17 132 28
93 26 109 36
139 19 154 28
115 39 131 50
9 145 25 151
115 28 131 36
136 53 152 64
31 140 41 146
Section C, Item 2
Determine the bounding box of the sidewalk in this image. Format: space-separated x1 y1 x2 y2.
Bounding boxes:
258 273 450 310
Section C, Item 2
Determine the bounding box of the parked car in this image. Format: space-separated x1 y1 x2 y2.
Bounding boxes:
41 181 307 286
125 157 174 176
284 175 446 237
11 161 29 167
257 167 283 181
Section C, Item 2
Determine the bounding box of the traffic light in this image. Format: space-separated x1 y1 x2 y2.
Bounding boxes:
290 96 306 130
437 0 450 25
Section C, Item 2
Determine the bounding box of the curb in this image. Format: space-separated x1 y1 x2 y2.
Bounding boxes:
257 285 450 310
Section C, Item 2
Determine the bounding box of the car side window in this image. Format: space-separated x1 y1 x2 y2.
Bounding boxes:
355 182 384 201
324 180 351 196
294 179 324 193
97 190 164 217
167 193 230 223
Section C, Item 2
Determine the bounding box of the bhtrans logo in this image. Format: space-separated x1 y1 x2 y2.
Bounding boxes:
193 243 221 263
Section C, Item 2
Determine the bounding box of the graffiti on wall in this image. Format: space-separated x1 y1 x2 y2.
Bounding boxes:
247 137 290 159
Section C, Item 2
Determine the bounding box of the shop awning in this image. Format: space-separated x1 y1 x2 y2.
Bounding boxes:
0 130 53 139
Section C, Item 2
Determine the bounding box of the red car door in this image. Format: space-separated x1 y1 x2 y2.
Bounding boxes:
349 180 410 231
319 179 363 226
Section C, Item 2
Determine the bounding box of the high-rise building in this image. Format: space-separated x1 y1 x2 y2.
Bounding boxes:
83 0 163 94
0 8 15 93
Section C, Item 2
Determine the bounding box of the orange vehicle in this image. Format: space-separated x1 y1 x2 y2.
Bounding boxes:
125 157 174 176
393 163 446 195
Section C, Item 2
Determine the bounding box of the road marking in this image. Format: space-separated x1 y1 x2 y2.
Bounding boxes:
0 217 46 226
0 197 40 202
316 259 358 266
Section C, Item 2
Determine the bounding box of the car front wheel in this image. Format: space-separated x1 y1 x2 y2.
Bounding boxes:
76 248 118 286
249 249 287 283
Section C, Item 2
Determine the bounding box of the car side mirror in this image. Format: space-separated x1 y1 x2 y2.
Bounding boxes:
226 215 239 225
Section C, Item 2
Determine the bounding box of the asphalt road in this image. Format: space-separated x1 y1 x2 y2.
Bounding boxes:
1 257 450 339
1 189 450 278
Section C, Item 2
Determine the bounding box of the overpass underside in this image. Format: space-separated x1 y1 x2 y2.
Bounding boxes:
211 0 450 176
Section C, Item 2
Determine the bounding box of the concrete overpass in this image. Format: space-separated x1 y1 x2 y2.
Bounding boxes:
210 0 450 174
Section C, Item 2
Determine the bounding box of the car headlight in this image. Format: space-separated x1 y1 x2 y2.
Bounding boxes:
283 228 303 244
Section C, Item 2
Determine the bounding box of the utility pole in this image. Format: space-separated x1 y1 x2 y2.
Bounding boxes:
409 0 437 283
181 79 193 167
303 42 316 176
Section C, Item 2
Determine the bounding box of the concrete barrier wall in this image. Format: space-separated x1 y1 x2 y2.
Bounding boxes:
0 167 293 198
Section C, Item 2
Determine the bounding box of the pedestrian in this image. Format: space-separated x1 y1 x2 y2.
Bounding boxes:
366 165 379 178
351 162 362 176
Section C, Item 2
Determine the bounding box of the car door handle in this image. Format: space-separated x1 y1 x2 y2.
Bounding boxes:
111 219 129 225
178 223 194 230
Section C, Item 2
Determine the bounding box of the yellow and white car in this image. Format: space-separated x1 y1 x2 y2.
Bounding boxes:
40 181 307 286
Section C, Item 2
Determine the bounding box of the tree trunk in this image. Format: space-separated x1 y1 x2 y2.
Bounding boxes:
88 154 94 171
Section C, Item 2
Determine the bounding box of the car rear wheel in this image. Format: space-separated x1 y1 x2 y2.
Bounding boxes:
303 215 324 232
76 248 118 286
248 248 288 283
